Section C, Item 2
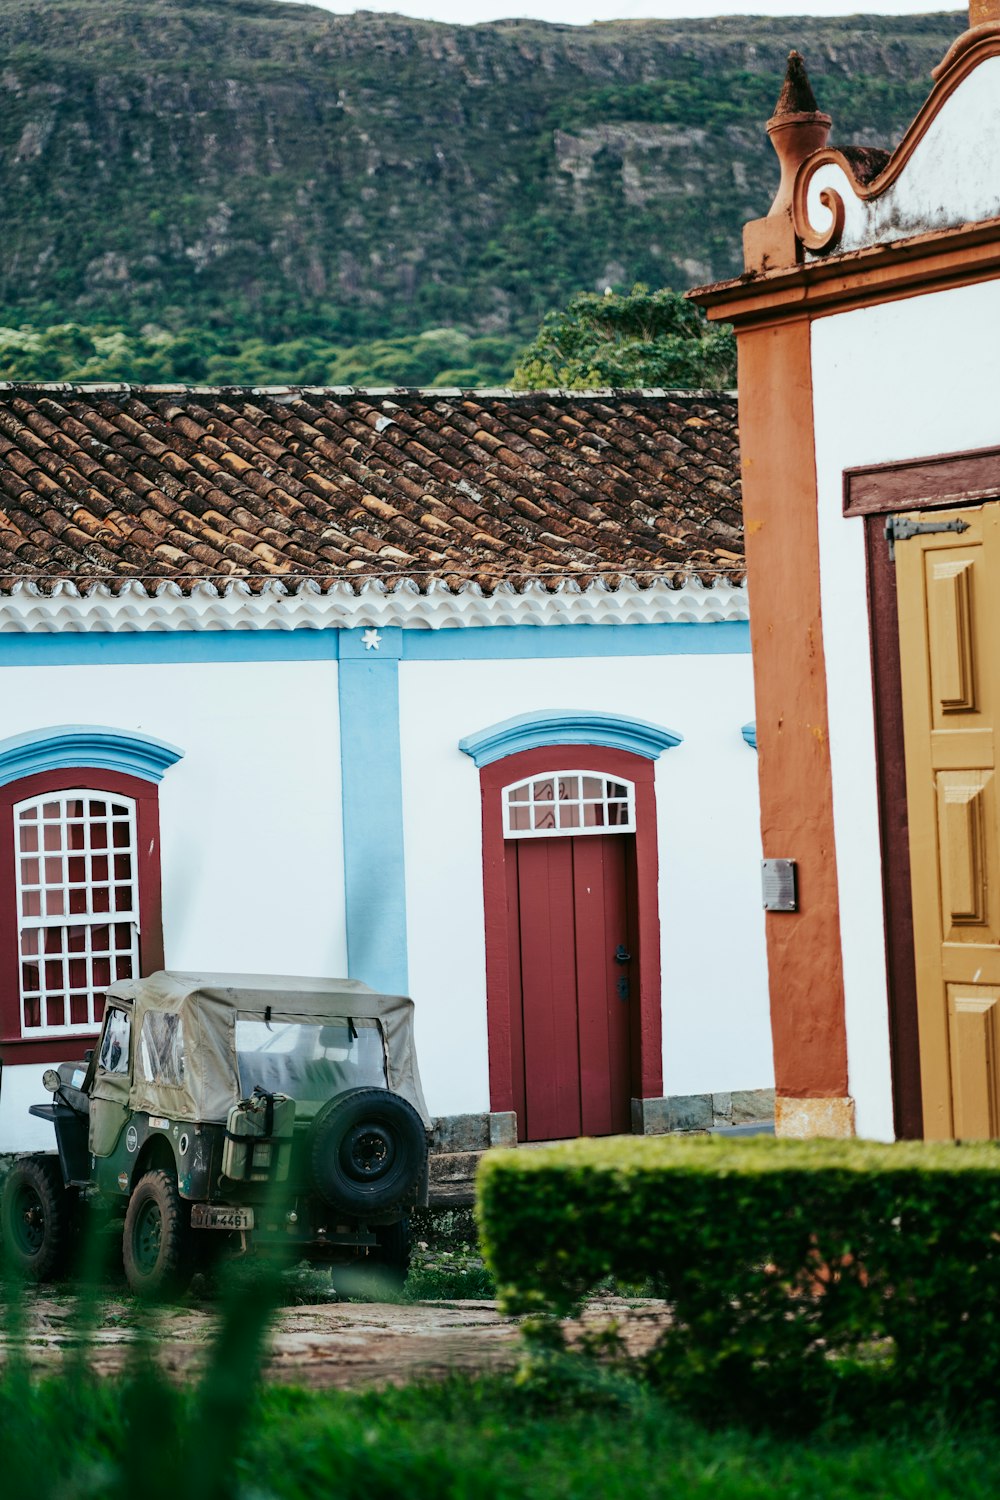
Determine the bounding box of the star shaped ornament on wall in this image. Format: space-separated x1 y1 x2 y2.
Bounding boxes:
362 629 382 651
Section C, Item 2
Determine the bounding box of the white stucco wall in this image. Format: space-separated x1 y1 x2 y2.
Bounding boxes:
0 659 346 1152
811 278 1000 1139
803 57 1000 259
0 644 772 1145
0 659 347 974
0 1062 59 1152
398 653 771 1116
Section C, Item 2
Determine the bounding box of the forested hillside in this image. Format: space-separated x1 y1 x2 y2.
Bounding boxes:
0 1 966 382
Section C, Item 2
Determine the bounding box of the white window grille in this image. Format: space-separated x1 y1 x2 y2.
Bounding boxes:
14 790 140 1036
502 771 636 839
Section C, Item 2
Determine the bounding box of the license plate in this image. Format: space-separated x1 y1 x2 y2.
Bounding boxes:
191 1205 254 1231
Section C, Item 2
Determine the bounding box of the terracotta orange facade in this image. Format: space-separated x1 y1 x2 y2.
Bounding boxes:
693 4 1000 1138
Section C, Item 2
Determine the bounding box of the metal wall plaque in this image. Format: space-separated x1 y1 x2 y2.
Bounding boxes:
761 858 797 912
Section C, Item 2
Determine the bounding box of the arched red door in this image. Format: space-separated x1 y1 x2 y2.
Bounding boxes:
506 825 634 1139
479 746 662 1142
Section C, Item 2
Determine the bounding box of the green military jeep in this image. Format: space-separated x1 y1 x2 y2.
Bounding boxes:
1 972 431 1295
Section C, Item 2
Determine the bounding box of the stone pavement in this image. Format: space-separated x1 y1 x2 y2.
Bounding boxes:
0 1291 671 1389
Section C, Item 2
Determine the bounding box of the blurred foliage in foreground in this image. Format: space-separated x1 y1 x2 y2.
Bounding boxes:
4 1318 1000 1500
1 1188 999 1500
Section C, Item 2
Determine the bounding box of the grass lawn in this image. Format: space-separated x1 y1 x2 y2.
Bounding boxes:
249 1378 1000 1500
3 1202 996 1500
5 1361 999 1500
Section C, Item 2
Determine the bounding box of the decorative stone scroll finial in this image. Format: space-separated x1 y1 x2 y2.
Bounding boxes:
766 52 832 219
741 50 832 273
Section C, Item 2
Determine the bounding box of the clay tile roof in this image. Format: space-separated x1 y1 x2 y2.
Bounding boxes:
0 386 744 596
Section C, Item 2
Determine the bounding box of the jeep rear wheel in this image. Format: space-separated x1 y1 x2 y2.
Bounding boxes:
123 1169 194 1298
1 1156 73 1281
310 1089 427 1216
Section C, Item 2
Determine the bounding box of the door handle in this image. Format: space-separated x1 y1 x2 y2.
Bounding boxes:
614 945 631 964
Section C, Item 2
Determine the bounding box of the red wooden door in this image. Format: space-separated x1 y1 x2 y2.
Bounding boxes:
506 833 634 1141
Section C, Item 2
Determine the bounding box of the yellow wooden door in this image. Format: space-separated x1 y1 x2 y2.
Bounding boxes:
895 503 1000 1139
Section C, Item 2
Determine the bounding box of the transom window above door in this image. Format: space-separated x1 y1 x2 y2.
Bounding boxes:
502 771 636 838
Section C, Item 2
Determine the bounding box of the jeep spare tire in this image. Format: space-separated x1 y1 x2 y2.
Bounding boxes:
310 1088 427 1215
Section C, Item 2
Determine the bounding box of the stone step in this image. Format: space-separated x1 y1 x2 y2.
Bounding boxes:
428 1148 488 1206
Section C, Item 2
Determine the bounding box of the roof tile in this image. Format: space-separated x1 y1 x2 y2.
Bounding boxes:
0 387 743 594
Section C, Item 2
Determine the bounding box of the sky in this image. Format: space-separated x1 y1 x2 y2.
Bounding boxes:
282 1 966 26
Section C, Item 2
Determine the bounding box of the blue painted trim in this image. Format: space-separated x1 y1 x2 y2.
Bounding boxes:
459 710 683 768
742 722 757 751
0 630 340 666
338 632 408 995
0 621 749 668
402 622 750 660
0 725 184 787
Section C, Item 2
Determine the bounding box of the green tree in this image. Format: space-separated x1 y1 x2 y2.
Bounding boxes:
0 318 524 389
512 285 736 391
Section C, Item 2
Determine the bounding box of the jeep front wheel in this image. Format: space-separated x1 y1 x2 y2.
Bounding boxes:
123 1170 194 1298
1 1156 73 1281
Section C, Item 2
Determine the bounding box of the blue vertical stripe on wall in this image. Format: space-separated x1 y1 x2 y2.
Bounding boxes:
338 628 409 995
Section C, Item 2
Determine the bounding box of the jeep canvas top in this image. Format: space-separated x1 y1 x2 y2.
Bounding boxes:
94 970 430 1127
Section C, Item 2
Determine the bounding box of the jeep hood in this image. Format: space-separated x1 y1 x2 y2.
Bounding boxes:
104 971 431 1128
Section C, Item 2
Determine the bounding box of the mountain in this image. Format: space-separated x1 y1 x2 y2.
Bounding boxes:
0 1 966 348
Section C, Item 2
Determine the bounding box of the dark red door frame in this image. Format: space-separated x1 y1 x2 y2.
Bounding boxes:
864 519 922 1138
479 744 663 1122
853 445 1000 1138
0 768 165 1065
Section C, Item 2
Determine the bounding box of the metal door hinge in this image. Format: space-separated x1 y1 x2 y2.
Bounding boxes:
885 514 969 561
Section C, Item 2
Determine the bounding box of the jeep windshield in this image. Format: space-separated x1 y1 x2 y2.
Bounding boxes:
235 1016 387 1112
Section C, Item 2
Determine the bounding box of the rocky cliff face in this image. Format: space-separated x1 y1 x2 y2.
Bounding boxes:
0 0 965 339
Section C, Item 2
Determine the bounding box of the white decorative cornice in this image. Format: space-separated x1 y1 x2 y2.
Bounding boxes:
794 44 1000 259
0 576 749 633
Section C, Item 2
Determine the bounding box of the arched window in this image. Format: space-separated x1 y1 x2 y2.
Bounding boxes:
0 729 180 1059
15 788 142 1035
1 770 165 1055
502 771 636 837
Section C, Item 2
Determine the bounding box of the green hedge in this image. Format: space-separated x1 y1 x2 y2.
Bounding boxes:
476 1136 1000 1428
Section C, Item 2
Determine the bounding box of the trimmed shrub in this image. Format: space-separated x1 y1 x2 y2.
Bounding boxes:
476 1136 1000 1429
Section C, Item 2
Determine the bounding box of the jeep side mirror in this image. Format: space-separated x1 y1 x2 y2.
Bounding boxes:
43 1069 60 1093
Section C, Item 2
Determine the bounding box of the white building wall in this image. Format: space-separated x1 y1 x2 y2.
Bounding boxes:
0 659 346 1148
811 278 1000 1139
0 645 772 1142
398 653 771 1117
0 1063 62 1152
